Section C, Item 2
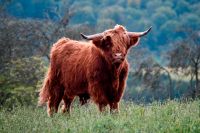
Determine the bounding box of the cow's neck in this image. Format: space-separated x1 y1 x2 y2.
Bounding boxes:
95 47 122 80
111 64 123 80
104 58 122 80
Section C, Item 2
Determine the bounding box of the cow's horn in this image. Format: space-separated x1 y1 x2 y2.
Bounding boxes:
128 26 152 37
80 33 103 40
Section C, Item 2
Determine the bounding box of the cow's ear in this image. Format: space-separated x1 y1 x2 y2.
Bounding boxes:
92 39 102 48
127 37 140 49
102 36 112 48
93 36 112 49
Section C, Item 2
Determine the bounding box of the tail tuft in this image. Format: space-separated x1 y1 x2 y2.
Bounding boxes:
38 75 50 106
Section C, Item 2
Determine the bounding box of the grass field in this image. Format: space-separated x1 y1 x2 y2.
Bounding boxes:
0 100 200 133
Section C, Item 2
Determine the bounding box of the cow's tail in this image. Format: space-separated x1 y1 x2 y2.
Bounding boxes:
38 69 51 106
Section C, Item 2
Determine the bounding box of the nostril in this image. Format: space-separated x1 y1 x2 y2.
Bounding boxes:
115 53 122 57
115 53 122 56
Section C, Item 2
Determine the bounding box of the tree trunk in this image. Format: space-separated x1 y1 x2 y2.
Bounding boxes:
159 65 173 99
190 73 195 99
167 70 173 100
194 63 199 97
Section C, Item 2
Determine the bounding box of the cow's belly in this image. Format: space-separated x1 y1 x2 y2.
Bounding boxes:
61 69 88 96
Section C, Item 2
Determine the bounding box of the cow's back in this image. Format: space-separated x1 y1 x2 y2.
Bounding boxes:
50 37 92 96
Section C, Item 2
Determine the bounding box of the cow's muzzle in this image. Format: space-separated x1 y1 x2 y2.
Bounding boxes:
112 53 125 66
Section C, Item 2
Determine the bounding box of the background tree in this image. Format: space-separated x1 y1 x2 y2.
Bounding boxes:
126 48 173 102
167 30 200 98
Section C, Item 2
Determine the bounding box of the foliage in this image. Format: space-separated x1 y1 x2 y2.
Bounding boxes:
0 57 46 108
167 31 200 97
3 0 200 51
125 48 173 102
0 100 199 133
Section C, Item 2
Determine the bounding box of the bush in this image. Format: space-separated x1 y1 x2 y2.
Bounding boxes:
0 56 46 108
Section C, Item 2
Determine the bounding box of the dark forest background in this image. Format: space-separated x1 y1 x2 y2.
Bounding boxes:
0 0 200 108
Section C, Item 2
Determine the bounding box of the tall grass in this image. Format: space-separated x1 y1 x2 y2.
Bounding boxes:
0 100 200 133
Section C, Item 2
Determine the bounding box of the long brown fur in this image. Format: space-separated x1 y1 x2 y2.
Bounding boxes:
38 25 141 116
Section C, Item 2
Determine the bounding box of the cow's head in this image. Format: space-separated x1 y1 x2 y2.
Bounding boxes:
81 25 151 67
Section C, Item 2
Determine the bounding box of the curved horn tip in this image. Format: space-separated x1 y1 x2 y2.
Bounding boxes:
80 33 88 39
142 26 152 36
147 26 152 32
144 26 152 33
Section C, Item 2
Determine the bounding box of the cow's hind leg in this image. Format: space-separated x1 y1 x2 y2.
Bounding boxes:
62 95 74 114
54 86 64 113
47 96 55 117
47 85 64 117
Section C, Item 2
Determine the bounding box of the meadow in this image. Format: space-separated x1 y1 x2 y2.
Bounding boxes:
0 100 200 133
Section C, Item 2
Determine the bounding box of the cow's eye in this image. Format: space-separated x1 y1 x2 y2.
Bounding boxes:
106 45 111 48
102 43 112 50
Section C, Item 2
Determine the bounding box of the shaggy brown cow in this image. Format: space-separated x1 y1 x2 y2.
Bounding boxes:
38 25 151 116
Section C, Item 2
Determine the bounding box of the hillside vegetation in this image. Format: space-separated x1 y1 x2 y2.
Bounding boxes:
4 0 200 50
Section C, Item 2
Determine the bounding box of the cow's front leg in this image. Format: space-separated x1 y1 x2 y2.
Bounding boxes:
88 81 110 113
116 66 128 102
98 103 107 112
111 65 128 113
109 102 119 113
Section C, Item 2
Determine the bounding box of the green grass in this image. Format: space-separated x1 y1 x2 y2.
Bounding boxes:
0 100 200 133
